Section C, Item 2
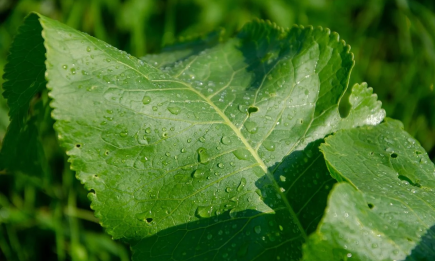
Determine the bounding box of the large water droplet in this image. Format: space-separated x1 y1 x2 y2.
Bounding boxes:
119 131 128 137
221 136 231 145
233 148 249 160
196 206 213 218
263 140 275 151
237 178 247 191
192 169 204 179
217 163 224 168
142 96 151 104
245 121 258 134
197 147 210 163
167 106 181 115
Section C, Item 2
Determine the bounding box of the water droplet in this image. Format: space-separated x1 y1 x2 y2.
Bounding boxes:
192 170 204 179
86 46 91 52
263 140 275 151
237 178 246 191
152 106 158 111
181 148 186 153
167 106 180 115
62 65 68 70
199 136 206 143
233 148 249 160
217 163 224 168
142 96 151 104
245 121 258 134
254 225 262 234
196 206 213 218
221 136 231 145
197 147 210 163
145 127 151 133
207 234 213 240
279 175 286 182
226 187 232 193
70 68 76 75
119 131 128 137
165 152 171 157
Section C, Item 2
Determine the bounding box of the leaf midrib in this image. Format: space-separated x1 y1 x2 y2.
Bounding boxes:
75 29 308 240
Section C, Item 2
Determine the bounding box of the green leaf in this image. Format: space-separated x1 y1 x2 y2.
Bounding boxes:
304 119 435 260
0 13 47 174
3 14 385 260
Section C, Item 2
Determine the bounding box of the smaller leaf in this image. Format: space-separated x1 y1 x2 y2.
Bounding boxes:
304 119 435 260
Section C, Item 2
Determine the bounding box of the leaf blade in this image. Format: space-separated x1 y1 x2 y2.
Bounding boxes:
304 119 435 260
2 14 387 260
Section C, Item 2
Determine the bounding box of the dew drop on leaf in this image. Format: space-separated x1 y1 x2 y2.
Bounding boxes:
263 140 275 151
254 225 262 234
167 106 181 115
221 136 231 145
192 169 204 179
217 163 224 168
142 96 151 104
196 206 213 218
244 121 258 134
237 178 247 191
197 147 209 163
233 148 249 160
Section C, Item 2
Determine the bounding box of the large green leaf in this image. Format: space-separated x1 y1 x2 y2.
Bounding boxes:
3 13 385 260
304 119 435 260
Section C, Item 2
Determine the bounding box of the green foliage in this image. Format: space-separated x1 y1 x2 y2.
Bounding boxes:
305 119 435 260
1 1 435 260
2 12 435 260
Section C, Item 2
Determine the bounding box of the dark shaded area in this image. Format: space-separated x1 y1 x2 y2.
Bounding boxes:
406 224 435 261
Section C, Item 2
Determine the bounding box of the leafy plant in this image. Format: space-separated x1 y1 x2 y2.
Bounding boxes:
1 12 434 260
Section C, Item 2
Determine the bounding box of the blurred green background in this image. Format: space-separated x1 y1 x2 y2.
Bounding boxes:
0 0 434 260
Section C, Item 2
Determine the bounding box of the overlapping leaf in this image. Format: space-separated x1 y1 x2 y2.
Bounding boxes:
3 13 386 260
305 119 435 260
